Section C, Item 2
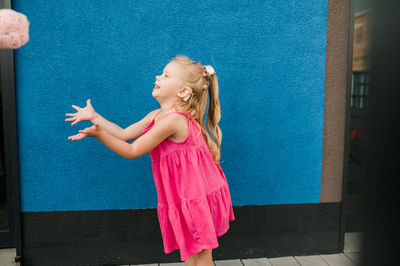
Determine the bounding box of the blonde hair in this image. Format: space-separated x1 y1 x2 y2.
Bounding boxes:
169 54 223 166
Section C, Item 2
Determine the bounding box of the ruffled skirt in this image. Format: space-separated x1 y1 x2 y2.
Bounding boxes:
156 181 235 261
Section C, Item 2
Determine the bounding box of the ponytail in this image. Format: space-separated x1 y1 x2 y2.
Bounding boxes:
203 74 223 165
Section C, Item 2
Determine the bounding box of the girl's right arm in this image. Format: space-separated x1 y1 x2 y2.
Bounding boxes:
121 109 160 142
90 112 126 140
66 99 126 140
66 99 158 142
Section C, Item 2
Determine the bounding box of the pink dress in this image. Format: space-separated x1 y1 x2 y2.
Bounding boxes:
142 109 235 261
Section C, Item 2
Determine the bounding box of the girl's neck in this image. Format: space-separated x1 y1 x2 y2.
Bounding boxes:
160 106 178 113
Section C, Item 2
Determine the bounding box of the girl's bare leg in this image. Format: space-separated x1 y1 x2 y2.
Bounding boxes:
185 253 197 266
195 248 213 266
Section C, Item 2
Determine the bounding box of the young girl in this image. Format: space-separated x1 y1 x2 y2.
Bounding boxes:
65 55 235 265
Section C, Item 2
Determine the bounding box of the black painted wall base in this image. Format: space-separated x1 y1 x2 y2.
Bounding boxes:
21 202 342 266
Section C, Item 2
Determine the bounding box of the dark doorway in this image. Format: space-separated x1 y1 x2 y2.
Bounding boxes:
0 92 12 246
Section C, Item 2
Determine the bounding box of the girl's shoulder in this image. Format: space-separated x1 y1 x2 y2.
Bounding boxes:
151 108 161 116
146 108 161 123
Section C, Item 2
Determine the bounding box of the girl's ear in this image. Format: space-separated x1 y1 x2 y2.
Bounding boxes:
178 87 192 98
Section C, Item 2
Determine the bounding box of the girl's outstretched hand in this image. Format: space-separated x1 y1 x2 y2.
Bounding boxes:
65 99 96 126
68 122 104 141
67 132 87 141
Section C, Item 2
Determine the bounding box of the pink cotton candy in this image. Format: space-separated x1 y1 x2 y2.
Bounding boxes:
0 8 30 49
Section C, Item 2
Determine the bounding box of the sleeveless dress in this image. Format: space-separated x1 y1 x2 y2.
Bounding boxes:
142 109 235 261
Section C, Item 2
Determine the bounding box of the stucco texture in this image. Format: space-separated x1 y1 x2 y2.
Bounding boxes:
12 0 329 211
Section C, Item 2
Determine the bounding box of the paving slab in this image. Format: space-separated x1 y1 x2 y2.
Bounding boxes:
159 262 184 266
269 256 300 266
242 257 272 265
294 255 328 265
344 252 361 265
215 259 243 265
320 253 356 266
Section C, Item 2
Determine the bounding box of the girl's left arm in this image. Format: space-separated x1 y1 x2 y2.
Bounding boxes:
95 115 178 159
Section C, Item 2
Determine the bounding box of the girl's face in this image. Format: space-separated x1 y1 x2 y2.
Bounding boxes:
153 62 184 101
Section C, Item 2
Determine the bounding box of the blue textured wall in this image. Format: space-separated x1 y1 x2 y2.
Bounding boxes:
12 0 328 212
